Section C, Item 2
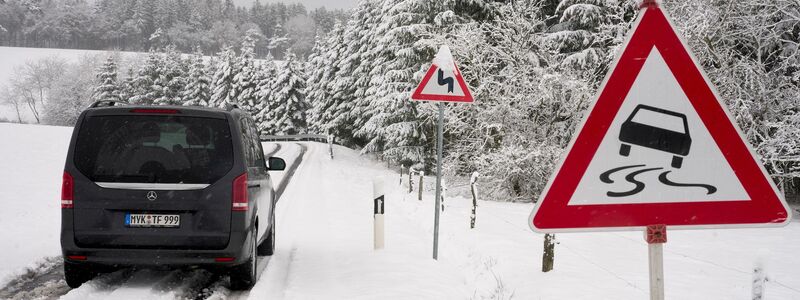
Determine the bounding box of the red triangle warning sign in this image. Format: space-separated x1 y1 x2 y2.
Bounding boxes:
529 4 791 232
411 46 474 103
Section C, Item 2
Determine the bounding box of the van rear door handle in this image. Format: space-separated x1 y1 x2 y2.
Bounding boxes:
248 184 261 188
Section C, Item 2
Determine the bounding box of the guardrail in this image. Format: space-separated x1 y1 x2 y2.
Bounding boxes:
260 134 329 142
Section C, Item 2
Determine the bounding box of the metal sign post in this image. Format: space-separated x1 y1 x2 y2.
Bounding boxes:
410 45 474 261
432 103 444 260
646 224 666 300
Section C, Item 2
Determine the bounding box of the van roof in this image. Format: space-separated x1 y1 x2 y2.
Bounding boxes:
84 105 246 120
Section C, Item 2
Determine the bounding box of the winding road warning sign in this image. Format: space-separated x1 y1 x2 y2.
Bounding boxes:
411 46 474 103
529 4 791 232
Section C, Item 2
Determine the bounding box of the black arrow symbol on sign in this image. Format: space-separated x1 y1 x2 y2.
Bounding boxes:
437 69 454 93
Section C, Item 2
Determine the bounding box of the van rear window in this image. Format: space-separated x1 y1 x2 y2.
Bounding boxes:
74 115 233 184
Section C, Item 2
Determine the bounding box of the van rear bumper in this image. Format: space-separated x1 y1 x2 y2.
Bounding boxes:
61 213 254 267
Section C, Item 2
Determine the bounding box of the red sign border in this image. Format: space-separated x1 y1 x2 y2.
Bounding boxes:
411 63 474 103
529 6 791 232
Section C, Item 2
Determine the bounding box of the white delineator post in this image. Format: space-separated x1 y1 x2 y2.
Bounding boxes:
373 178 385 250
646 224 666 300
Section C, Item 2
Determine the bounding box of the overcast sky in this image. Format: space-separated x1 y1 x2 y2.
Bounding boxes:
233 0 358 10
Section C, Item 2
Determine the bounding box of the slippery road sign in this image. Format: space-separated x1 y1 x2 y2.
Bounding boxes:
411 46 474 103
529 3 791 232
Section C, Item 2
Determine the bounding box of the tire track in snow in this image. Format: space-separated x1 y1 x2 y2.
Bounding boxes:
274 143 307 202
247 142 317 299
263 143 282 158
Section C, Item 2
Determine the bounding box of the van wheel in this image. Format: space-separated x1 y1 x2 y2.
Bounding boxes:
619 144 631 156
230 227 257 290
64 261 95 289
258 216 275 256
671 156 683 169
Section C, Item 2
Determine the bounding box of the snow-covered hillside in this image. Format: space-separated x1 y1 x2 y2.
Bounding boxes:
0 123 799 299
0 47 145 122
0 47 144 85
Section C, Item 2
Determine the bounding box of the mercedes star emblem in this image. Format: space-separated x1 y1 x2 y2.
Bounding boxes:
146 191 158 201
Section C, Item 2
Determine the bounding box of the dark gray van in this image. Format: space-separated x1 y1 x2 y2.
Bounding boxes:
60 101 284 290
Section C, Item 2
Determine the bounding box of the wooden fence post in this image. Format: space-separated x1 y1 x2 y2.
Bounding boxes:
542 233 555 272
408 167 414 193
418 171 424 201
399 165 405 186
470 172 479 229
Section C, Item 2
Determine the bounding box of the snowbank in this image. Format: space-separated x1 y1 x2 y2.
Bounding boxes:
0 123 73 284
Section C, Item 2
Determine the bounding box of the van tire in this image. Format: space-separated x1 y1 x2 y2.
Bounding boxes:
258 216 275 256
64 261 95 289
230 227 257 290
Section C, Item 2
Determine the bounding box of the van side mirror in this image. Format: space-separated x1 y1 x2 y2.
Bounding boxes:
268 157 286 171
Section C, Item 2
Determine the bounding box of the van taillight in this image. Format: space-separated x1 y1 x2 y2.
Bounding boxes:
232 173 248 211
61 171 74 208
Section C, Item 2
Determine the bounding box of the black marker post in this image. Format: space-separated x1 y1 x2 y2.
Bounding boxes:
373 179 385 250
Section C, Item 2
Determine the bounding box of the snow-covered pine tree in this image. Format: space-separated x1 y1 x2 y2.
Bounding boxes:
665 0 800 190
254 53 278 133
302 0 502 169
355 0 502 169
268 23 290 59
267 51 308 135
182 49 211 106
118 68 136 103
443 1 594 198
231 29 261 114
352 0 442 168
209 46 237 108
306 22 345 136
154 45 187 106
129 50 163 105
546 0 637 80
90 56 121 103
319 0 384 146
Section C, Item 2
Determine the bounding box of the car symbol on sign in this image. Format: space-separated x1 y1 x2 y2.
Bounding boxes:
618 104 691 168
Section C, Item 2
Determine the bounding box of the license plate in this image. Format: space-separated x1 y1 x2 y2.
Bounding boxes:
125 213 180 227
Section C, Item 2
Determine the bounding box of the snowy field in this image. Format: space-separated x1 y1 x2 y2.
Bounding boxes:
1 123 799 299
0 47 145 85
0 47 146 122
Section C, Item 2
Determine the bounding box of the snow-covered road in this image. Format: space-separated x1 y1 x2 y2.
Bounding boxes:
1 123 800 299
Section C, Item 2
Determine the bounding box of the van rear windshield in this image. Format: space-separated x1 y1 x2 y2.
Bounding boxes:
74 115 233 184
